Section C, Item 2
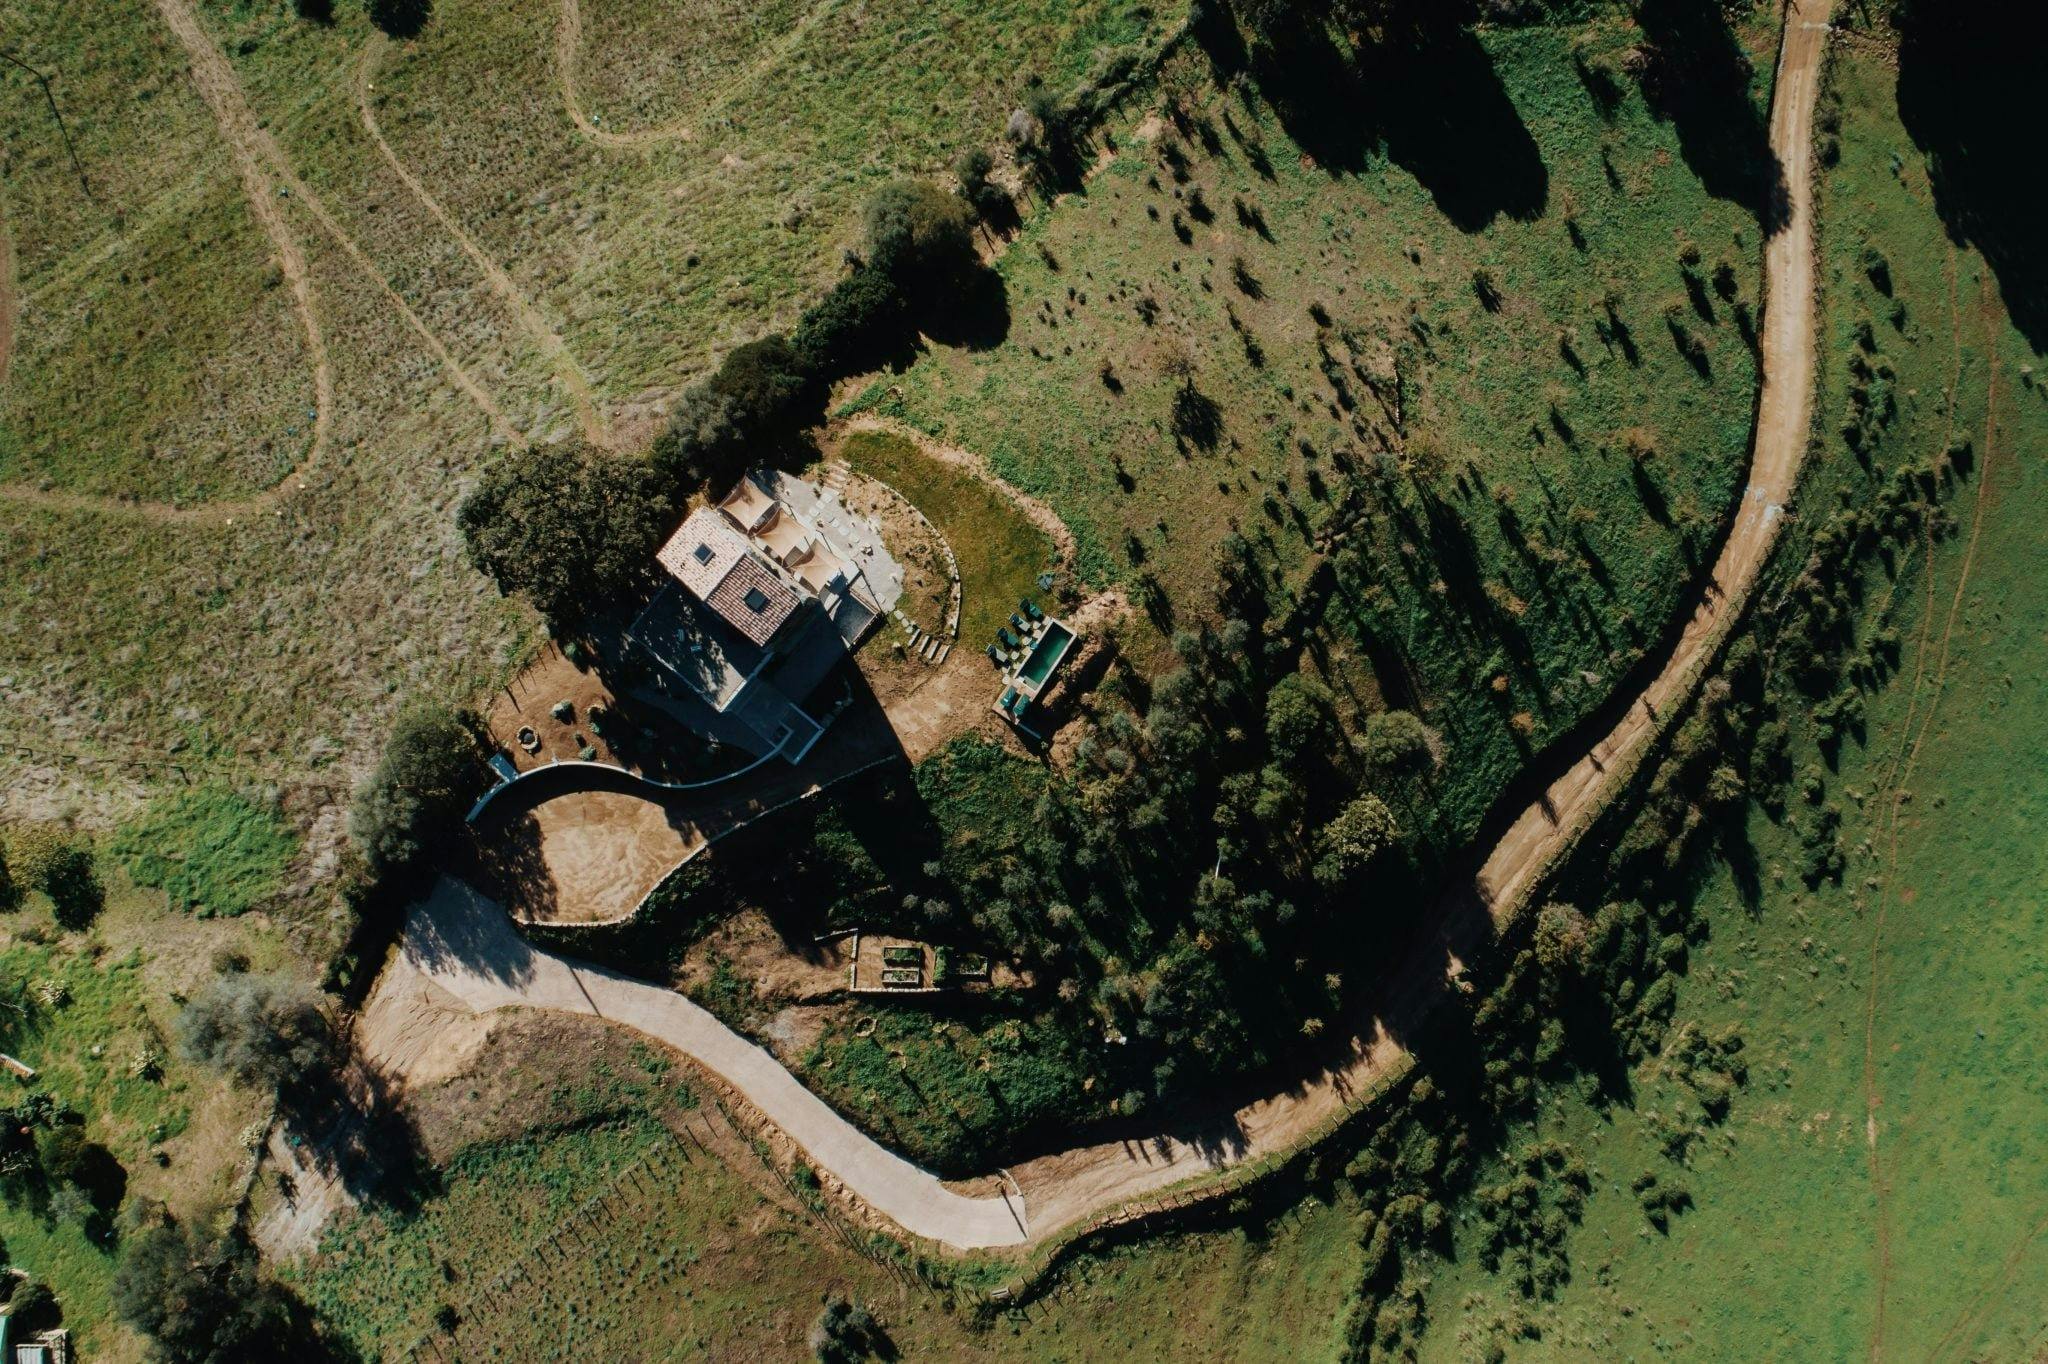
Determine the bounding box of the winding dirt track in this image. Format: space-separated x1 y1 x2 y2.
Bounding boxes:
0 209 15 392
358 36 610 446
396 3 1831 1253
0 0 521 525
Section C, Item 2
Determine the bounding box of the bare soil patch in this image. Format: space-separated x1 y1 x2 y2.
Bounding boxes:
677 908 850 1004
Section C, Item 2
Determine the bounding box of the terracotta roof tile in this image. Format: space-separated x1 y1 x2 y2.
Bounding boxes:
704 554 801 646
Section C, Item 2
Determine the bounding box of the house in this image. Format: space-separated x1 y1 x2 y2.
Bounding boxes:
626 472 898 763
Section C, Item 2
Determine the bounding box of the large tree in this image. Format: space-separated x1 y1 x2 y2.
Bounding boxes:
653 336 819 497
114 1218 300 1363
862 179 979 301
458 441 673 627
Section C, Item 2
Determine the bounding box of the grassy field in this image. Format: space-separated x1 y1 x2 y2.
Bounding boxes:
0 0 319 502
0 0 1164 874
877 8 1778 839
1405 41 2048 1360
0 858 283 1361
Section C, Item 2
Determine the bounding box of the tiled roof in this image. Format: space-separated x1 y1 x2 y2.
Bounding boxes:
704 553 802 647
656 508 750 599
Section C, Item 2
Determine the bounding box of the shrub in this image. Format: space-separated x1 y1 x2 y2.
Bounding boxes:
458 441 673 628
952 147 1013 222
114 1218 299 1361
808 1295 888 1363
175 973 332 1090
5 827 101 930
349 703 484 883
1314 794 1401 889
1532 901 1590 974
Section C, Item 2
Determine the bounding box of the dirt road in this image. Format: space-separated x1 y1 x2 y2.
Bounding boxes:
401 4 1831 1253
401 878 1033 1247
552 0 847 149
0 210 15 392
995 0 1835 1241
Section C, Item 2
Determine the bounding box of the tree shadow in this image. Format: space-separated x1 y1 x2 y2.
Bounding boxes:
1372 24 1548 230
1630 0 1789 233
1214 6 1546 230
1896 1 2048 351
283 1058 441 1218
921 267 1011 353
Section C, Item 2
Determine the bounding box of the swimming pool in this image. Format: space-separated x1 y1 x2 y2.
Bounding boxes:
1016 621 1074 692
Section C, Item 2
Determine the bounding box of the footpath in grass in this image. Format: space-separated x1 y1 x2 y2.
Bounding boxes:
0 0 319 501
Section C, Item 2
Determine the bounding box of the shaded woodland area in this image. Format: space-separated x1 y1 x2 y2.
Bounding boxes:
1893 0 2048 351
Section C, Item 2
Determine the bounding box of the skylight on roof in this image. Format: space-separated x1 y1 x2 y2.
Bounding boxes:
693 543 714 565
743 587 770 612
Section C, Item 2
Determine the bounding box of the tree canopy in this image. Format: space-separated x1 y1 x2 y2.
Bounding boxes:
175 974 331 1091
1313 793 1401 889
653 336 820 497
114 1218 302 1363
176 974 333 1090
3 826 101 929
862 179 979 301
458 441 673 627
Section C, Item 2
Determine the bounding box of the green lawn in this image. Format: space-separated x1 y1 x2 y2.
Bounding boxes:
112 785 297 918
1410 42 2048 1360
837 427 1056 650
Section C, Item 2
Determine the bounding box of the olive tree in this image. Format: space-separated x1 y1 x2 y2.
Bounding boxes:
175 973 333 1090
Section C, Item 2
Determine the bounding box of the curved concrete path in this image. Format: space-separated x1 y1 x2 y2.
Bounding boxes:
421 3 1832 1253
405 878 1030 1247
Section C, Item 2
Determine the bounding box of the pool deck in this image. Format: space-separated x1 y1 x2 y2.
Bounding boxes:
989 612 1079 737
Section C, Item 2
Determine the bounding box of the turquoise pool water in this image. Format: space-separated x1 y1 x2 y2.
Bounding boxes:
1018 622 1074 688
